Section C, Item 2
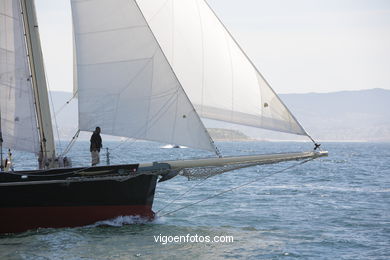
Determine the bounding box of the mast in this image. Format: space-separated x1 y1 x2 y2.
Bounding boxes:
20 0 56 169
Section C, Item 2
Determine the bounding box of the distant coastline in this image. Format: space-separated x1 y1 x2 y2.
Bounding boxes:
50 88 390 142
207 128 254 142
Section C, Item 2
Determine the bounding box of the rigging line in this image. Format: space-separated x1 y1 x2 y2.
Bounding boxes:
109 92 178 152
147 0 170 23
118 54 155 95
36 23 62 153
60 84 176 155
35 26 62 154
156 174 212 214
110 137 134 151
60 129 80 157
157 160 280 214
54 90 77 116
39 67 61 156
158 158 315 217
110 99 174 151
47 79 62 153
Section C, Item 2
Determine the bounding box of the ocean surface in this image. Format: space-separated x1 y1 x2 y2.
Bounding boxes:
0 141 389 259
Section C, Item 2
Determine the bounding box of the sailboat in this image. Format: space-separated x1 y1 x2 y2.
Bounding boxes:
0 0 327 234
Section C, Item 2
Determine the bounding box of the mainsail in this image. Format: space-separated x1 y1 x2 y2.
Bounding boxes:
0 0 40 154
71 0 312 152
136 0 307 135
71 0 216 152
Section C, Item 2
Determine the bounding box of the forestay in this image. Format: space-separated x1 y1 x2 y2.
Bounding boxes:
0 0 40 154
71 0 216 152
136 0 307 136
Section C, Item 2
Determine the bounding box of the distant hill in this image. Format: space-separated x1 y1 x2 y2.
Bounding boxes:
49 88 390 142
279 88 390 142
207 128 252 141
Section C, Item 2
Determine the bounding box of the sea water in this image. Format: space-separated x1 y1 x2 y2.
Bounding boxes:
0 142 389 259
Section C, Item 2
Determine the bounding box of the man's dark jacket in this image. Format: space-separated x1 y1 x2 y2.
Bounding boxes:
90 132 102 152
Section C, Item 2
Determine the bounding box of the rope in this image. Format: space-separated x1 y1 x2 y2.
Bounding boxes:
110 137 136 151
54 91 77 116
56 91 179 159
58 91 177 157
43 67 63 154
48 89 62 153
60 129 80 157
158 158 315 217
107 89 183 153
306 133 322 151
156 174 212 214
156 160 282 214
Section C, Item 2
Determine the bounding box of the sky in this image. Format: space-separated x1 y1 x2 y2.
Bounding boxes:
34 0 390 94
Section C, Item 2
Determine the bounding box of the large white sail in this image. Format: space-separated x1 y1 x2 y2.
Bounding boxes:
71 0 216 152
0 0 40 154
136 0 307 136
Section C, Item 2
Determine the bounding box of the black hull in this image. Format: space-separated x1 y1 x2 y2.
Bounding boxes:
0 164 158 234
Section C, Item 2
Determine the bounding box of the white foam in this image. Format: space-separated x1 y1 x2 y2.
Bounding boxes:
88 216 151 227
160 144 187 149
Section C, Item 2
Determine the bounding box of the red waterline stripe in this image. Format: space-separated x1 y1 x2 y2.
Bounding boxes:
0 205 154 234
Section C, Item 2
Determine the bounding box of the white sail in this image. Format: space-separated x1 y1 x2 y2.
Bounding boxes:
136 0 307 136
71 0 216 152
0 0 40 154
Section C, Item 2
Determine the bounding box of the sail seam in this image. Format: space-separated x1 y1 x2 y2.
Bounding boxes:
0 12 18 20
195 0 205 116
133 0 218 154
144 50 156 139
196 104 307 136
18 0 41 154
225 32 235 121
146 0 170 23
74 25 146 35
77 57 152 67
201 0 310 138
171 0 174 63
0 46 18 52
118 57 154 94
138 94 178 142
0 82 29 89
170 87 180 144
100 86 178 146
0 1 40 153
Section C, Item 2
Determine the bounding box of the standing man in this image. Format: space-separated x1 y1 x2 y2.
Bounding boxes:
90 127 102 166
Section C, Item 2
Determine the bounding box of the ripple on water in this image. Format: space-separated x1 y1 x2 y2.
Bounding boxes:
1 142 389 259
